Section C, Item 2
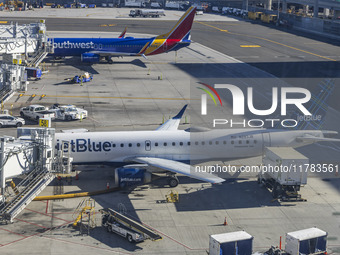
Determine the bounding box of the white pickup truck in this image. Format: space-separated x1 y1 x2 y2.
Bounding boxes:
51 104 88 121
20 105 56 121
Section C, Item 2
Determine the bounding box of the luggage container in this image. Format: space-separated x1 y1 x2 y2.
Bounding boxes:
25 67 42 79
285 227 327 255
259 147 308 200
209 231 253 255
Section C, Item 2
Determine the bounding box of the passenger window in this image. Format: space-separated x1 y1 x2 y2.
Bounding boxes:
209 141 212 145
172 142 176 146
164 142 167 146
155 142 158 146
112 144 116 148
195 141 198 145
223 141 227 145
239 141 242 144
215 141 219 145
202 141 205 145
128 143 132 147
187 142 191 146
137 143 140 147
231 141 234 145
120 143 124 147
179 142 183 146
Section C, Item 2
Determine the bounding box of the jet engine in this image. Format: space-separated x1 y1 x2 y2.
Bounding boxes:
81 53 100 63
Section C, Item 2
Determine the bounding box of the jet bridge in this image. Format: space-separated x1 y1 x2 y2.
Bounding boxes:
0 20 54 100
0 20 53 66
0 128 69 223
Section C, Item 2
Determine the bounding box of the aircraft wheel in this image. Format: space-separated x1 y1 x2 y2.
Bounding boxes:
127 234 134 243
272 184 281 199
168 176 179 187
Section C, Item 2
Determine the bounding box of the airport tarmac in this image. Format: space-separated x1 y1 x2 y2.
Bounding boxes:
0 32 339 254
0 7 239 21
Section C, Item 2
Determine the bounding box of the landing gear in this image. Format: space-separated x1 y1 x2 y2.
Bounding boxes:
106 56 113 64
168 176 179 187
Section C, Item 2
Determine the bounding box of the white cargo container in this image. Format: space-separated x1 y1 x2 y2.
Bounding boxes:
259 147 309 199
209 231 253 255
285 227 327 255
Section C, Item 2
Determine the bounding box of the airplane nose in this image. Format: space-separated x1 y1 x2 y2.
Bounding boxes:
322 130 338 138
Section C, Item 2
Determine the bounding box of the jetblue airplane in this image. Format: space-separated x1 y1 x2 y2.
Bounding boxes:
49 7 196 63
55 105 340 187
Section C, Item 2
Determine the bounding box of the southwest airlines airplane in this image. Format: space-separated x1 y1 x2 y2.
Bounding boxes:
49 7 196 63
55 105 340 187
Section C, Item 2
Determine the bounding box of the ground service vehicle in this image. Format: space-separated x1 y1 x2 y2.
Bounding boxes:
129 9 165 17
20 105 55 121
0 114 25 128
100 208 161 243
71 72 93 83
51 104 88 121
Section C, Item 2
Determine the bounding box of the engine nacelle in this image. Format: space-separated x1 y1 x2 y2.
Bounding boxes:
81 53 100 63
114 167 151 187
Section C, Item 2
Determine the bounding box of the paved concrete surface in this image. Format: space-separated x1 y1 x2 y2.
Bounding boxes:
3 9 340 110
0 36 339 254
0 7 239 21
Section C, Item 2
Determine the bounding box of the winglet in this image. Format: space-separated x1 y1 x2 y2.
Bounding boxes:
118 27 127 38
156 105 188 131
173 104 188 119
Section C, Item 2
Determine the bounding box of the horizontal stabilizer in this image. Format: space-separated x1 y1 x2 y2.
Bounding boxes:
130 157 225 184
156 105 187 131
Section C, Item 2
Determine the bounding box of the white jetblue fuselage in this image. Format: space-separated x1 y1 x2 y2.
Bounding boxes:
55 129 324 164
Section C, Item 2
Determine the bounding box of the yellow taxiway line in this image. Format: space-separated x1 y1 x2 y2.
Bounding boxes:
195 21 337 62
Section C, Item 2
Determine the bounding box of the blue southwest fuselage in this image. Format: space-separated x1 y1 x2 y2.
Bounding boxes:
50 37 191 57
49 7 196 60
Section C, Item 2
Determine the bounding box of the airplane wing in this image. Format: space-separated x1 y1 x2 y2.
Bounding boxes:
156 105 187 131
296 136 340 143
129 157 225 184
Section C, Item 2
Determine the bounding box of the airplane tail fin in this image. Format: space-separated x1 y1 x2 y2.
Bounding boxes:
157 7 196 40
119 27 127 38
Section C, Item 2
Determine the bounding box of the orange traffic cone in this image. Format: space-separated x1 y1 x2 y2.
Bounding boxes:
75 172 79 180
223 217 228 226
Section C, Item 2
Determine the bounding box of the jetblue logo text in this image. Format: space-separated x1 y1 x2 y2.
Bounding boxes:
56 139 112 153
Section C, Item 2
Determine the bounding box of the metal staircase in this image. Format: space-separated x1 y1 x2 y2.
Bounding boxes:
27 41 53 67
0 128 58 224
0 167 55 223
